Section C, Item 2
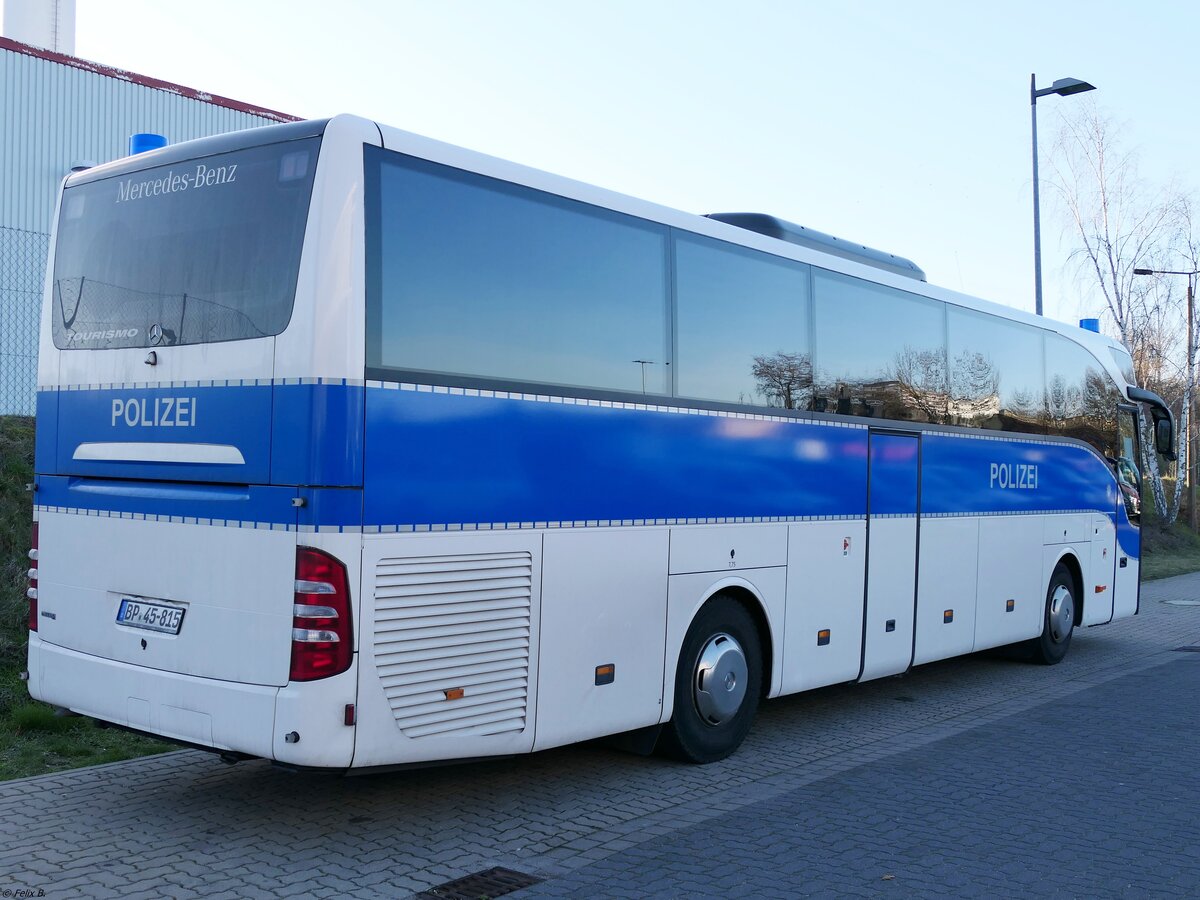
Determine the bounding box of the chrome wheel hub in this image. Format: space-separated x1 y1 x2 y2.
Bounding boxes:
1049 585 1074 643
693 633 748 725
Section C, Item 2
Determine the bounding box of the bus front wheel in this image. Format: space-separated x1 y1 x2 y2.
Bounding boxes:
659 594 762 764
1030 563 1076 665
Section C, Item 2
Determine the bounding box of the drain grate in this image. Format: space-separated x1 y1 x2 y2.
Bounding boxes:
1173 646 1200 653
417 867 544 900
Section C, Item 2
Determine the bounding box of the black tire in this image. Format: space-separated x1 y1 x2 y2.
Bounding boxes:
1029 562 1076 665
659 594 763 764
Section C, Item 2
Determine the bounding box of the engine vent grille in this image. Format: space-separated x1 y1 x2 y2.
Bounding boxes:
373 551 532 739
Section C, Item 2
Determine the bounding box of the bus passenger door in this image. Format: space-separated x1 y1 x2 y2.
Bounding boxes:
1112 406 1143 618
860 431 920 682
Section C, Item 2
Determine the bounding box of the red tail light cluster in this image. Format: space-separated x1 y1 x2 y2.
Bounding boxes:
289 547 353 682
27 522 38 632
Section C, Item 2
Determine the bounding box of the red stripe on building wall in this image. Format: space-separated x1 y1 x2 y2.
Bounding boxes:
0 36 300 123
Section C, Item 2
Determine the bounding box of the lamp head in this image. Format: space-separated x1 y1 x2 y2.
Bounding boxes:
1050 78 1096 96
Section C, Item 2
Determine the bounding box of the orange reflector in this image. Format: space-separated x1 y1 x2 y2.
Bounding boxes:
444 687 465 700
1095 585 1107 593
595 664 615 685
817 629 831 646
943 609 954 623
1006 599 1015 612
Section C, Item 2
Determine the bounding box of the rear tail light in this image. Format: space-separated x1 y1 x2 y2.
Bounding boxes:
289 546 353 682
27 522 38 632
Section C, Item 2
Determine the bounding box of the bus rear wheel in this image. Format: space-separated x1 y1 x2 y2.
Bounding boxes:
659 594 762 764
1030 562 1076 665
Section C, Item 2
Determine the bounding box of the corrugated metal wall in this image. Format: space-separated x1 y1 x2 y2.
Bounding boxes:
0 44 295 414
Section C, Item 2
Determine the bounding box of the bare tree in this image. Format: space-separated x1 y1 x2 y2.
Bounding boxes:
889 346 948 423
751 352 811 409
1046 103 1191 520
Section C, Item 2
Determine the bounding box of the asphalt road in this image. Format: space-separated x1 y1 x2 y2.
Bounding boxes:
2 572 1199 898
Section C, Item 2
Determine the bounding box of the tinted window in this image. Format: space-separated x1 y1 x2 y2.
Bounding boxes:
367 150 670 394
675 234 811 407
813 270 946 421
1045 334 1120 452
947 306 1045 431
52 138 319 349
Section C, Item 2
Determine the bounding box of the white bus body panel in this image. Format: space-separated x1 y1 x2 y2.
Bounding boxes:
974 517 1045 651
533 528 669 751
913 517 980 665
34 512 295 686
352 531 542 768
28 634 279 757
781 520 867 694
860 517 918 682
274 115 377 382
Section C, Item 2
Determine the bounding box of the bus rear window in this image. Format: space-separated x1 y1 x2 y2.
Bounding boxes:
51 137 319 350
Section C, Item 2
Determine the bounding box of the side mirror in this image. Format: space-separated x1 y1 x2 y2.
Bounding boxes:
1128 386 1178 462
1153 413 1176 461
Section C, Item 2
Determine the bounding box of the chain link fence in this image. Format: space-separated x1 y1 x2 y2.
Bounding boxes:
0 226 48 416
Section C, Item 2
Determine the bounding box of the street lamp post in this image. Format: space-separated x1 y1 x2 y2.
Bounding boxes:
1031 74 1097 317
632 359 655 394
1135 267 1199 528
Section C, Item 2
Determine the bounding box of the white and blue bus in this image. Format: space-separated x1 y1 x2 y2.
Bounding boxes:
25 115 1174 769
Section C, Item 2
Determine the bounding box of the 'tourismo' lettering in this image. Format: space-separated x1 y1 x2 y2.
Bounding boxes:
111 397 197 428
66 328 138 343
989 462 1038 490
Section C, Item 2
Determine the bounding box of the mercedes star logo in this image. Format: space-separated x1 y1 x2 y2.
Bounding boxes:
148 323 164 346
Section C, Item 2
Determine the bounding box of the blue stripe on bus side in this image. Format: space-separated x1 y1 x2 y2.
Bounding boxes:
34 389 58 473
363 388 1122 535
36 383 1130 557
363 388 870 528
920 432 1118 518
271 382 364 486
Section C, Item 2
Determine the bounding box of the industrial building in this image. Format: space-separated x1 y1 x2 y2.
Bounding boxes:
1 0 296 413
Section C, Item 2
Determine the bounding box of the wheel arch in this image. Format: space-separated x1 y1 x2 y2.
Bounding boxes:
710 583 775 702
662 575 779 727
1049 548 1084 627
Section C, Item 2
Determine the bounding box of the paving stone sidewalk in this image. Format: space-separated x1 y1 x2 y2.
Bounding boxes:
1 572 1198 898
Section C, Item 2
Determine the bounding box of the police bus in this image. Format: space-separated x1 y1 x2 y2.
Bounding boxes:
25 115 1174 769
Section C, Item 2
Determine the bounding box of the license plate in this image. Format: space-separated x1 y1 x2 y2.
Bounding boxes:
116 598 186 635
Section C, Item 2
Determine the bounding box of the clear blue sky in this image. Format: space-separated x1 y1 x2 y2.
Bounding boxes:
74 0 1200 329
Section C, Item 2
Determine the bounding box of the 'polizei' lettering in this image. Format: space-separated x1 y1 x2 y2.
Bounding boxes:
111 397 197 428
989 462 1038 490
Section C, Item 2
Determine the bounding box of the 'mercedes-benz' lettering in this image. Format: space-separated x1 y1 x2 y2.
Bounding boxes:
115 162 238 204
989 462 1038 490
110 397 197 428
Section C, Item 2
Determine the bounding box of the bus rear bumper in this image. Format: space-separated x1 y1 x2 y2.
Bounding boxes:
27 634 278 760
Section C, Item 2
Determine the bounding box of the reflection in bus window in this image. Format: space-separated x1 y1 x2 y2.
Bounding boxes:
675 234 811 407
813 270 946 422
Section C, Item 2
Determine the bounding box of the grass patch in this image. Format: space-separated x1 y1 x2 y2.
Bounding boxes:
0 416 174 780
0 665 175 781
1141 513 1200 580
